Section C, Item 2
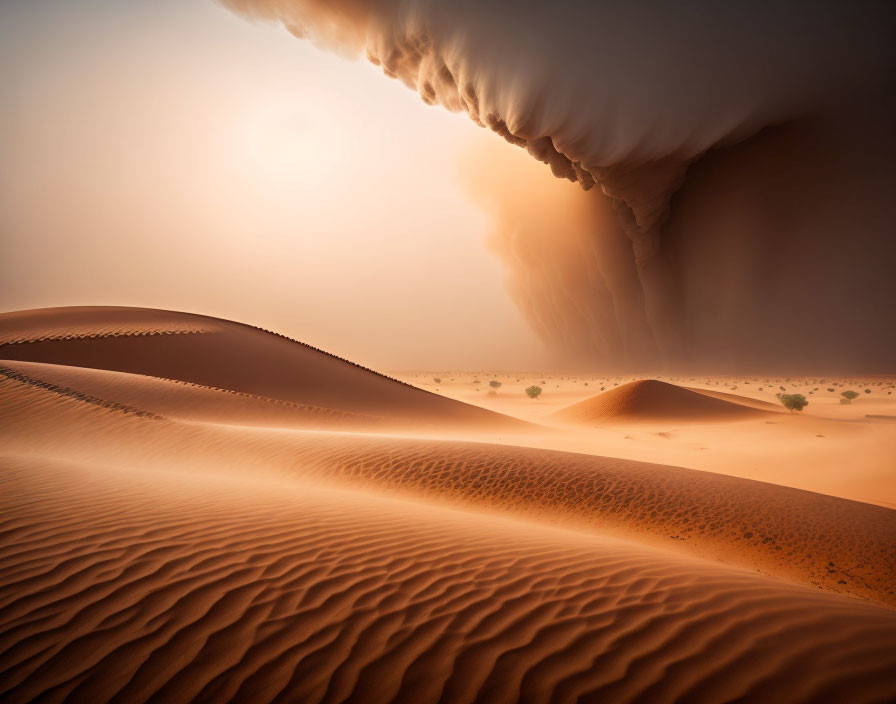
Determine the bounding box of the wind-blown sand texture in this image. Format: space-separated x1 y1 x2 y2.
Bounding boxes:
2 307 895 703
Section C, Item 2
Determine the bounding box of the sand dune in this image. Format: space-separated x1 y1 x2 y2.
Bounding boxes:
1 361 387 431
2 455 895 704
2 307 895 702
397 372 896 508
2 362 893 605
0 307 525 429
552 380 775 424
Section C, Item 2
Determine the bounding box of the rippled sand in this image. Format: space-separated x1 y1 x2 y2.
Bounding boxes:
2 306 895 703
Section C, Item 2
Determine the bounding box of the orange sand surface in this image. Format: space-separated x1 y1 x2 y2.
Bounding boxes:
398 371 896 507
2 307 895 703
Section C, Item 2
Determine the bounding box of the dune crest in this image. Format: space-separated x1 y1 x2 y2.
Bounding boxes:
0 307 526 430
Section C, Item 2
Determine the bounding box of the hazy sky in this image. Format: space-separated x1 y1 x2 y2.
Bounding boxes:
0 0 550 370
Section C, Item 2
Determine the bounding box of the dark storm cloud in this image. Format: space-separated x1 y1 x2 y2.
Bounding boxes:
222 0 896 371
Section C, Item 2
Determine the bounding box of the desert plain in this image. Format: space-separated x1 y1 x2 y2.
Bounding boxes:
1 305 894 703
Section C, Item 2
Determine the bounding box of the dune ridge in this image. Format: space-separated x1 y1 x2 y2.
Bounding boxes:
2 365 893 606
0 362 386 430
682 386 782 411
0 307 526 429
2 454 895 704
553 380 774 424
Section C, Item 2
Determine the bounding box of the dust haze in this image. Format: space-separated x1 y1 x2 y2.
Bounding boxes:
224 0 896 373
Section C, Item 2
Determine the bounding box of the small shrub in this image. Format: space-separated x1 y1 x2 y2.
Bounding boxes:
525 385 543 399
433 378 441 384
489 380 502 389
827 388 835 392
779 393 809 412
840 390 860 404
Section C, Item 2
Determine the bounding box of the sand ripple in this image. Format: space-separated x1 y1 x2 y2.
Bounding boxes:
2 456 895 704
2 372 894 606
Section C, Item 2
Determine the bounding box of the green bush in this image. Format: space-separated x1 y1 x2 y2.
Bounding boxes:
489 380 502 389
840 390 859 404
779 394 809 412
525 385 543 399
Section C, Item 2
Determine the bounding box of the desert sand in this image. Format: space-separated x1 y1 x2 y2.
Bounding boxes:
2 306 895 703
398 372 896 508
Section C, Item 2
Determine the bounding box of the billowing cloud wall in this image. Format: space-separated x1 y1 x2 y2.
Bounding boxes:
222 0 896 371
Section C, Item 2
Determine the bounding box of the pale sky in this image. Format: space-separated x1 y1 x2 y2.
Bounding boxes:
0 0 549 370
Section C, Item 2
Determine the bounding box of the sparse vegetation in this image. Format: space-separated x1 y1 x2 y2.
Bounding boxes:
525 385 542 400
433 378 441 384
778 393 809 412
489 380 502 389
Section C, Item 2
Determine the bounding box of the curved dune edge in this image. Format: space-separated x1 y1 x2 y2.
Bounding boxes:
684 386 783 411
0 361 388 430
2 454 895 704
2 371 893 606
552 379 775 424
0 306 529 430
